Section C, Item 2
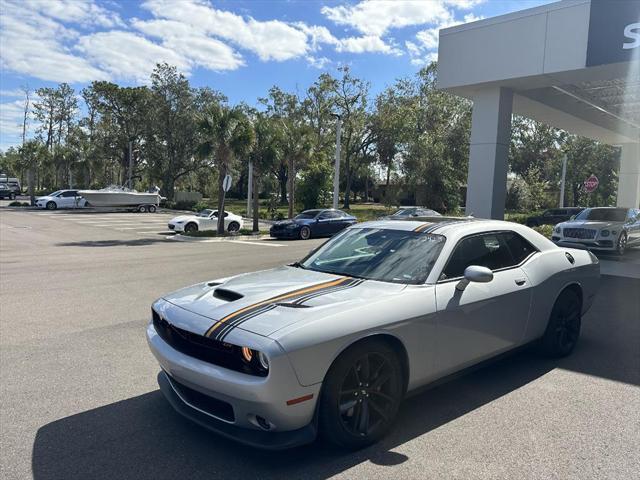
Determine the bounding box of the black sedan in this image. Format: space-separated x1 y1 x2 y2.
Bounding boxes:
526 207 583 227
269 209 357 240
388 206 441 218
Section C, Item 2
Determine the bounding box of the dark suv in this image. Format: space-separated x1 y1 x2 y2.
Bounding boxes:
526 207 583 227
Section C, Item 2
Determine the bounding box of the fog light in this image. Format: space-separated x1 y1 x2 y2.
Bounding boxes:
256 415 272 430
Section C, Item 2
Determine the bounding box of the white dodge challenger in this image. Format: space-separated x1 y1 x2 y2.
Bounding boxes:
168 209 243 233
147 217 600 449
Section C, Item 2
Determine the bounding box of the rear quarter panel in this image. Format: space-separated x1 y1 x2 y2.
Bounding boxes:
521 248 599 341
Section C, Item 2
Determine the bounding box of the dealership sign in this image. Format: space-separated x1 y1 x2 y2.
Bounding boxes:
584 175 599 193
587 0 640 67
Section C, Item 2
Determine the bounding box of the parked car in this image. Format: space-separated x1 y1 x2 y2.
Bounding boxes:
270 209 357 240
0 175 21 195
388 206 441 218
526 207 583 227
148 217 599 449
552 207 640 255
0 184 15 199
168 209 243 233
35 190 87 210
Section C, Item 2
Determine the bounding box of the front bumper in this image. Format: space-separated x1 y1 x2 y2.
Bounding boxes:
158 371 317 450
169 223 184 232
270 228 300 239
146 320 320 448
552 237 615 250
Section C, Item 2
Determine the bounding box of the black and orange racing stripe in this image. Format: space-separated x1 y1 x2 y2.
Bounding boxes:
205 277 361 340
413 222 434 232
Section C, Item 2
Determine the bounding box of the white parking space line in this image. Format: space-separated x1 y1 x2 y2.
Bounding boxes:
116 226 170 230
227 240 284 247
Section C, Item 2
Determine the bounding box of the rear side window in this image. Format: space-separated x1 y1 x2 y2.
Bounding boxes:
441 231 537 280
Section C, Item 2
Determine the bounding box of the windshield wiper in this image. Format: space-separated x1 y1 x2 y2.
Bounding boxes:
289 262 306 269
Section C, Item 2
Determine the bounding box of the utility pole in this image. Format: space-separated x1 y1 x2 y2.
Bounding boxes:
559 155 567 207
128 140 133 189
247 160 253 217
332 114 342 209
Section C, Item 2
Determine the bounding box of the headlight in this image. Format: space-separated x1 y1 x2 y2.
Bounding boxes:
554 226 562 234
611 230 618 236
286 224 298 229
241 346 253 362
601 230 610 237
258 351 269 370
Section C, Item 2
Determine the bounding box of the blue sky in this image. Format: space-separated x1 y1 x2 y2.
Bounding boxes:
0 0 552 150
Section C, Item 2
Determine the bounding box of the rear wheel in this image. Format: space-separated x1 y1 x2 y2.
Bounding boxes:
299 226 311 240
46 201 57 210
319 340 403 449
137 205 148 213
227 221 240 233
539 289 582 357
148 205 157 213
616 232 627 256
184 222 198 233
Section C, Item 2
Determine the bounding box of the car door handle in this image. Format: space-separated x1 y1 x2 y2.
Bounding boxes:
515 278 527 286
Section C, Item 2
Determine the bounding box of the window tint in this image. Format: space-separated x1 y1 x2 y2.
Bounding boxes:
441 231 536 279
319 211 341 219
61 191 77 197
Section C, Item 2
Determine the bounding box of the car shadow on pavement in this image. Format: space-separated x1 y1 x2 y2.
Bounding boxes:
31 276 639 480
55 238 169 247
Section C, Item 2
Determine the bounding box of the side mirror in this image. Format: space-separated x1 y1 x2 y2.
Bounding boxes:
456 265 494 291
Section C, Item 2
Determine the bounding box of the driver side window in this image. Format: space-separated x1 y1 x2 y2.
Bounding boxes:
441 232 535 280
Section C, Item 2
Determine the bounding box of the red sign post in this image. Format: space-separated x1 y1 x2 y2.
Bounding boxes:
583 175 599 193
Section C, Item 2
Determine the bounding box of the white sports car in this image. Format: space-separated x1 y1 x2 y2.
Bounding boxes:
168 209 243 233
148 217 600 449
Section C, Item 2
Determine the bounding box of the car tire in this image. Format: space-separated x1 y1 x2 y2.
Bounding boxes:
616 232 627 256
138 205 148 213
184 222 198 233
46 201 57 210
538 288 582 358
148 205 157 213
227 221 240 233
299 226 311 240
319 339 403 449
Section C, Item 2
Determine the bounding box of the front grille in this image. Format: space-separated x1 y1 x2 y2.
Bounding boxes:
168 224 175 230
167 374 235 422
564 228 596 239
152 310 267 377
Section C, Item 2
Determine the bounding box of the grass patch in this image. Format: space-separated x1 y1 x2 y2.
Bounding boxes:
181 228 262 238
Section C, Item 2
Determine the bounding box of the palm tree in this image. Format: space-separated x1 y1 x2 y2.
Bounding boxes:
197 104 254 234
249 113 280 232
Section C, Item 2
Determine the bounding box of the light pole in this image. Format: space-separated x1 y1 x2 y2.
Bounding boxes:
247 159 253 217
332 113 342 209
559 155 567 207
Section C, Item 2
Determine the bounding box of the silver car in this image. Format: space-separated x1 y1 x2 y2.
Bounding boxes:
147 218 600 449
552 207 640 255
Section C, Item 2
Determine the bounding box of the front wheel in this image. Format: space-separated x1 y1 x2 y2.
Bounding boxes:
46 201 57 210
538 289 582 358
319 340 403 449
299 226 311 240
184 222 198 233
616 232 627 256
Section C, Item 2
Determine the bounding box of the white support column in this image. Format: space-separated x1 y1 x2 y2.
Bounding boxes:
465 87 513 219
617 143 640 208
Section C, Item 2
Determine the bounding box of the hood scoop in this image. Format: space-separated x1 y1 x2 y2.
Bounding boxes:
213 288 244 302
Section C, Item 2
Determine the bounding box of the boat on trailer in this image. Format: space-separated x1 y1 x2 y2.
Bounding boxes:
78 185 162 212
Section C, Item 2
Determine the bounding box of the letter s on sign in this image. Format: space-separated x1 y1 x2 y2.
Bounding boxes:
623 22 640 50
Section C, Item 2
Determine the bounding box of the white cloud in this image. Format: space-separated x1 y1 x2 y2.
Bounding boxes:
140 0 311 62
0 0 108 82
307 56 331 69
76 31 192 83
322 0 453 37
21 0 125 28
336 36 402 55
0 99 26 137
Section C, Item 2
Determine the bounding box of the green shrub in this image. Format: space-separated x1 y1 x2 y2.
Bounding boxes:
192 200 212 212
8 201 29 207
298 162 332 210
532 224 553 238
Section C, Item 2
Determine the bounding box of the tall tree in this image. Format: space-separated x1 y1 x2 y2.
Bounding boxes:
197 104 254 233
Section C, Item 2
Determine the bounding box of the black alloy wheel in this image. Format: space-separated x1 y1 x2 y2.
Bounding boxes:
228 221 240 232
46 201 56 210
617 232 627 256
184 223 198 233
319 340 403 449
539 289 582 357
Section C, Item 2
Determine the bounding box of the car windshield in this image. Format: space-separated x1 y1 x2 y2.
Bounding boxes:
300 227 445 284
295 210 321 219
575 208 627 222
49 190 62 197
196 209 214 218
391 208 417 216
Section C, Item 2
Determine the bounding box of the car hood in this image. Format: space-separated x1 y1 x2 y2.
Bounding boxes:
35 196 53 201
273 219 313 227
559 220 622 229
162 266 406 338
169 214 198 223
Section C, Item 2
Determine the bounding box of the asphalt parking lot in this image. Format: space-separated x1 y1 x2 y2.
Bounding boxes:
1 208 639 480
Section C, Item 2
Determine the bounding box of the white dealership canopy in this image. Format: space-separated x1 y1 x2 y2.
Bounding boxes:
438 0 640 218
